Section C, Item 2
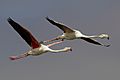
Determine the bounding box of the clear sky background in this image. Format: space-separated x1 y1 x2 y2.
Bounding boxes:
0 0 120 80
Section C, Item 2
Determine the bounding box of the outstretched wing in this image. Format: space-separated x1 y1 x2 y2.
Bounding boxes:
81 37 110 47
7 17 40 49
46 17 74 33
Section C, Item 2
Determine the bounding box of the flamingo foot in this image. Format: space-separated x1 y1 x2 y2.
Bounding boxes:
9 56 20 60
9 54 28 60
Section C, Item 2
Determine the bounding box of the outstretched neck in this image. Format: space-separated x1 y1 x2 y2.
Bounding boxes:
48 47 71 53
49 49 66 53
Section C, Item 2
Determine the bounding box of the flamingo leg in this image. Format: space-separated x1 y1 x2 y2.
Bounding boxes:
47 40 64 47
43 37 61 43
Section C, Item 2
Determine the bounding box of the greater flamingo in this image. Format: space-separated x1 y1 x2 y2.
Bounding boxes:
44 17 110 47
7 18 72 60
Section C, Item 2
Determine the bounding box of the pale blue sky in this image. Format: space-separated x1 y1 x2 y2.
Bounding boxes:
0 0 120 80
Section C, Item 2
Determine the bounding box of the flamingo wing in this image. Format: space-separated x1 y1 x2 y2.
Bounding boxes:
7 17 41 49
46 17 74 33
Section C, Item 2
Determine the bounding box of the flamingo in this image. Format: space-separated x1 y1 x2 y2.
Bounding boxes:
44 17 110 47
7 18 72 60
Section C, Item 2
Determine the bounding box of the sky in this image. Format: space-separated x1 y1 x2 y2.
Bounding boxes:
0 0 120 80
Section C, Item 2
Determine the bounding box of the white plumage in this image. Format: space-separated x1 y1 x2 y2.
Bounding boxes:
44 17 110 47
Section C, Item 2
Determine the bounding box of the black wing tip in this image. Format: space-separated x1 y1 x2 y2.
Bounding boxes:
45 16 54 22
7 17 13 22
45 16 50 21
104 44 110 47
45 16 56 24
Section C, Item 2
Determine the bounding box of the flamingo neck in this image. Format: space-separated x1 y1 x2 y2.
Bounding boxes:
48 48 67 53
83 35 101 38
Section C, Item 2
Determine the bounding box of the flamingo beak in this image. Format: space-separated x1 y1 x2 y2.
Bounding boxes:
107 37 109 40
70 48 72 51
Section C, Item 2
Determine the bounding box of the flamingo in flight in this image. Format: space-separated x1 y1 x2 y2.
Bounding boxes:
44 17 110 47
7 18 72 60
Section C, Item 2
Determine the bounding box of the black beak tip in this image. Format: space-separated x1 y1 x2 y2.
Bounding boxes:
70 48 72 51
